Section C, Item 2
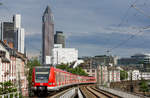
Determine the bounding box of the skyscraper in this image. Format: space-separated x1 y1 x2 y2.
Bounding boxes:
42 6 54 64
54 31 65 48
13 14 25 54
0 14 25 54
1 22 16 46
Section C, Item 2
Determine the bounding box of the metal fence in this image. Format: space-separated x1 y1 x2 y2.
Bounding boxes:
0 92 20 98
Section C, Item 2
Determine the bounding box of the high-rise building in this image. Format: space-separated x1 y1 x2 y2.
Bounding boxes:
20 28 25 53
0 14 25 54
13 14 25 54
42 6 54 64
54 31 65 48
13 14 21 28
0 22 16 46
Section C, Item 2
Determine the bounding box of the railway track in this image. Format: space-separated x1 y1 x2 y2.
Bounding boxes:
80 85 122 98
31 87 77 98
31 84 121 98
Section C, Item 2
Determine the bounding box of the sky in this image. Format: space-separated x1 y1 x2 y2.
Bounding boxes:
0 0 150 58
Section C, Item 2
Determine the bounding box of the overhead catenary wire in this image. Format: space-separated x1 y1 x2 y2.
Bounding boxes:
131 4 150 19
105 0 140 54
118 0 139 27
108 26 150 52
129 25 150 51
107 0 150 53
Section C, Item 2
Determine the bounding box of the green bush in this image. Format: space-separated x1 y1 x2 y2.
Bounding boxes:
140 79 149 92
0 81 17 95
56 64 88 76
120 70 128 80
10 94 13 98
15 93 18 97
19 93 22 98
4 95 8 98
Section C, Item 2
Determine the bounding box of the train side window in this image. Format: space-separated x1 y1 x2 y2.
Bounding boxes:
56 72 59 85
61 73 63 84
63 73 65 82
59 72 61 85
54 71 56 83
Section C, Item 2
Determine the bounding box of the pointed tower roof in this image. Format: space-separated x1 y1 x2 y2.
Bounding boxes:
44 5 52 14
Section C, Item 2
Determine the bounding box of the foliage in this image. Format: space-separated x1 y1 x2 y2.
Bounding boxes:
120 70 128 80
0 81 17 95
138 61 145 64
27 58 41 87
139 79 149 92
56 64 88 76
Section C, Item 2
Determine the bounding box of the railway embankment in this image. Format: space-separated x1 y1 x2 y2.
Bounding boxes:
99 86 149 98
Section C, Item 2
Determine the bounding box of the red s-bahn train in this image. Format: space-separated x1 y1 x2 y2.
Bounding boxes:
31 66 96 95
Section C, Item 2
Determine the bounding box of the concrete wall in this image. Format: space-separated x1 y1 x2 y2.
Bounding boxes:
99 86 148 98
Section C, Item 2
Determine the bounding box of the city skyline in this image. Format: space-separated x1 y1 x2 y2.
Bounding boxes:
0 14 25 54
0 0 150 57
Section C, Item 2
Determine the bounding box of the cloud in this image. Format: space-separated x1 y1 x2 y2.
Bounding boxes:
1 0 150 58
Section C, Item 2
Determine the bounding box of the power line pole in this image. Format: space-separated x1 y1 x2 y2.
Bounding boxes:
97 64 100 86
130 70 133 92
101 64 103 85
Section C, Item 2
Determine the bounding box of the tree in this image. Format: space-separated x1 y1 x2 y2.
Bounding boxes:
27 58 41 96
0 3 2 6
27 58 41 87
56 64 88 76
56 64 68 70
120 70 128 80
0 81 17 95
139 79 149 92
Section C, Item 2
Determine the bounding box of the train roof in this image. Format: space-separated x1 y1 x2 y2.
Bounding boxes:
34 66 51 68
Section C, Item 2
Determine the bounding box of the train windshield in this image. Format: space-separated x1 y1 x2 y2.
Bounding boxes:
35 68 50 83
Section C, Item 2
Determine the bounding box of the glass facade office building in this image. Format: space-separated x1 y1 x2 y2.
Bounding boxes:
54 31 65 48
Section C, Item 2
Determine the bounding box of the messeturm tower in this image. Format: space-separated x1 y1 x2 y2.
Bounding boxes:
42 6 54 64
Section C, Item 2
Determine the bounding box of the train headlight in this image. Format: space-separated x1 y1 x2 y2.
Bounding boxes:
49 83 52 85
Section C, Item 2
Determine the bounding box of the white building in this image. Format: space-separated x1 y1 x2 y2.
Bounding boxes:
139 72 150 80
13 14 25 54
20 28 25 53
128 70 150 80
129 70 140 80
0 41 10 82
120 67 150 81
13 14 21 28
0 40 28 96
53 44 78 65
107 66 120 82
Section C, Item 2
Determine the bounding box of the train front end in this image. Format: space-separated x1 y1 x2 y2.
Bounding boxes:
32 66 53 95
